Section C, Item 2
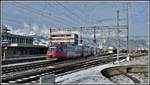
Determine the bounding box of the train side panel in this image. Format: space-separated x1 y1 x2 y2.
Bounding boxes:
47 44 94 60
65 45 82 58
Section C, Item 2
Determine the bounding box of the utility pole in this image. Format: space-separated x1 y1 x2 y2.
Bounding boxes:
80 27 83 45
126 3 130 61
49 28 52 46
2 25 10 60
0 25 2 61
93 26 97 55
101 28 104 49
80 27 83 56
93 27 96 44
107 29 110 48
116 10 120 63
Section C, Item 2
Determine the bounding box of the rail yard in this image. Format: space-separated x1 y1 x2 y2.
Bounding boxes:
1 53 126 83
1 1 149 84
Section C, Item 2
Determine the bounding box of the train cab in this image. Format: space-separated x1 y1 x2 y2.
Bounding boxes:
47 45 66 59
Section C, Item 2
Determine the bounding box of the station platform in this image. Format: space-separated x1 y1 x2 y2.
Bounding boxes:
2 55 47 65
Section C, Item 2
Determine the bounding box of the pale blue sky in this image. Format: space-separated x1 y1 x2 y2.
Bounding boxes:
2 1 148 36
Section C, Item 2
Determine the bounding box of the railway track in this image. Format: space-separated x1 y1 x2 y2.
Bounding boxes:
2 56 88 75
2 56 46 65
2 53 113 75
2 53 119 83
2 59 56 74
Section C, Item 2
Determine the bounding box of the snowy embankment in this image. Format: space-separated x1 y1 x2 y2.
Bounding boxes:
110 74 135 84
56 63 116 84
56 56 148 84
110 56 148 84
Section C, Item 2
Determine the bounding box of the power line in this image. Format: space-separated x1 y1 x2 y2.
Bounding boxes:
47 3 80 26
56 2 89 25
66 3 94 24
20 3 74 28
11 3 58 28
69 3 95 23
2 17 24 24
2 6 55 28
13 3 73 28
2 20 24 28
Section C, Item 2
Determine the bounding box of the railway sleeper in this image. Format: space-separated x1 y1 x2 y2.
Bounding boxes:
2 54 116 83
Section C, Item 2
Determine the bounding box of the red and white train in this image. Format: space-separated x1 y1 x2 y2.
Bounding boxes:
46 44 93 59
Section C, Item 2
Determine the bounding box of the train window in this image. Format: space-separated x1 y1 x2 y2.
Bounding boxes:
75 34 78 38
63 47 69 52
63 48 67 52
64 47 70 51
56 48 63 52
48 47 56 52
66 34 71 36
52 35 55 37
69 47 75 51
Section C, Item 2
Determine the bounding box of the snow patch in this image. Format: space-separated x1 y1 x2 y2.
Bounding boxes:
56 56 148 84
56 63 118 84
110 74 135 84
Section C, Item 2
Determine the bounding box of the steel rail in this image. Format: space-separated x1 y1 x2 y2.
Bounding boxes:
2 53 112 75
2 54 119 83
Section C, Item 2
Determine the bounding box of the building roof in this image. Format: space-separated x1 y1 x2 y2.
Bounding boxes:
2 33 33 39
2 43 47 48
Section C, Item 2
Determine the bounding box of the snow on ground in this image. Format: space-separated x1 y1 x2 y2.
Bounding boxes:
110 74 135 84
56 56 148 84
110 56 148 84
56 63 116 84
110 72 148 84
119 55 148 66
128 73 148 83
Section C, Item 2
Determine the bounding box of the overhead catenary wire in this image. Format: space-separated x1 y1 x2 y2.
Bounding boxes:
2 17 25 24
46 2 80 26
2 20 24 29
20 3 74 28
56 2 90 26
2 20 38 34
13 3 73 28
2 2 131 47
130 3 136 50
64 2 94 24
10 3 58 28
7 2 127 31
2 15 53 32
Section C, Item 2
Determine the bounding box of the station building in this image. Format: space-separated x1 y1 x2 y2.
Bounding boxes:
1 25 47 60
2 31 33 45
48 33 79 46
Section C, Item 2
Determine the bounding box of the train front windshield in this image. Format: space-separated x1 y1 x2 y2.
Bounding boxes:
48 47 56 52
